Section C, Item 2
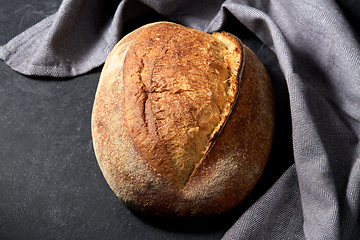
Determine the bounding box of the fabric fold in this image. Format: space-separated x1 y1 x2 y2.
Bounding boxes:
0 0 146 77
223 165 305 239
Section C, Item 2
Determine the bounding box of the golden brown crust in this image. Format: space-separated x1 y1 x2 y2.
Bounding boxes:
91 21 275 216
122 23 242 189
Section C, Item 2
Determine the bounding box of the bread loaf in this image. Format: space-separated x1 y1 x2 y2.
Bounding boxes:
91 22 275 216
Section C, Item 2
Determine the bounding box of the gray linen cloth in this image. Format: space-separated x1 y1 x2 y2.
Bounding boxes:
1 0 359 239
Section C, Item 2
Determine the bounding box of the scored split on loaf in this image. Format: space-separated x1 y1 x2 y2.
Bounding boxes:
91 21 275 216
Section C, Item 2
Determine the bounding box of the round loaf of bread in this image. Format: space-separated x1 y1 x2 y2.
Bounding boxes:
91 22 275 216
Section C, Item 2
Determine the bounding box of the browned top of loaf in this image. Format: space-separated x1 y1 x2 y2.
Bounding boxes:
92 21 275 216
122 23 241 189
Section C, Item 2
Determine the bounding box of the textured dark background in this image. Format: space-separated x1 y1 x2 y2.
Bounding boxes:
0 0 358 239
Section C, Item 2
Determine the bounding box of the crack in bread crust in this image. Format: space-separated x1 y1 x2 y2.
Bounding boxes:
92 21 275 216
123 23 241 189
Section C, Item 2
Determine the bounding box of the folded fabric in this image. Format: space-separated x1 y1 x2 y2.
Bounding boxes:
1 0 359 239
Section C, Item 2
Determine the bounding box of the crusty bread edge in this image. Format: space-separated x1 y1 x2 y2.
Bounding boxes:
91 22 275 216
